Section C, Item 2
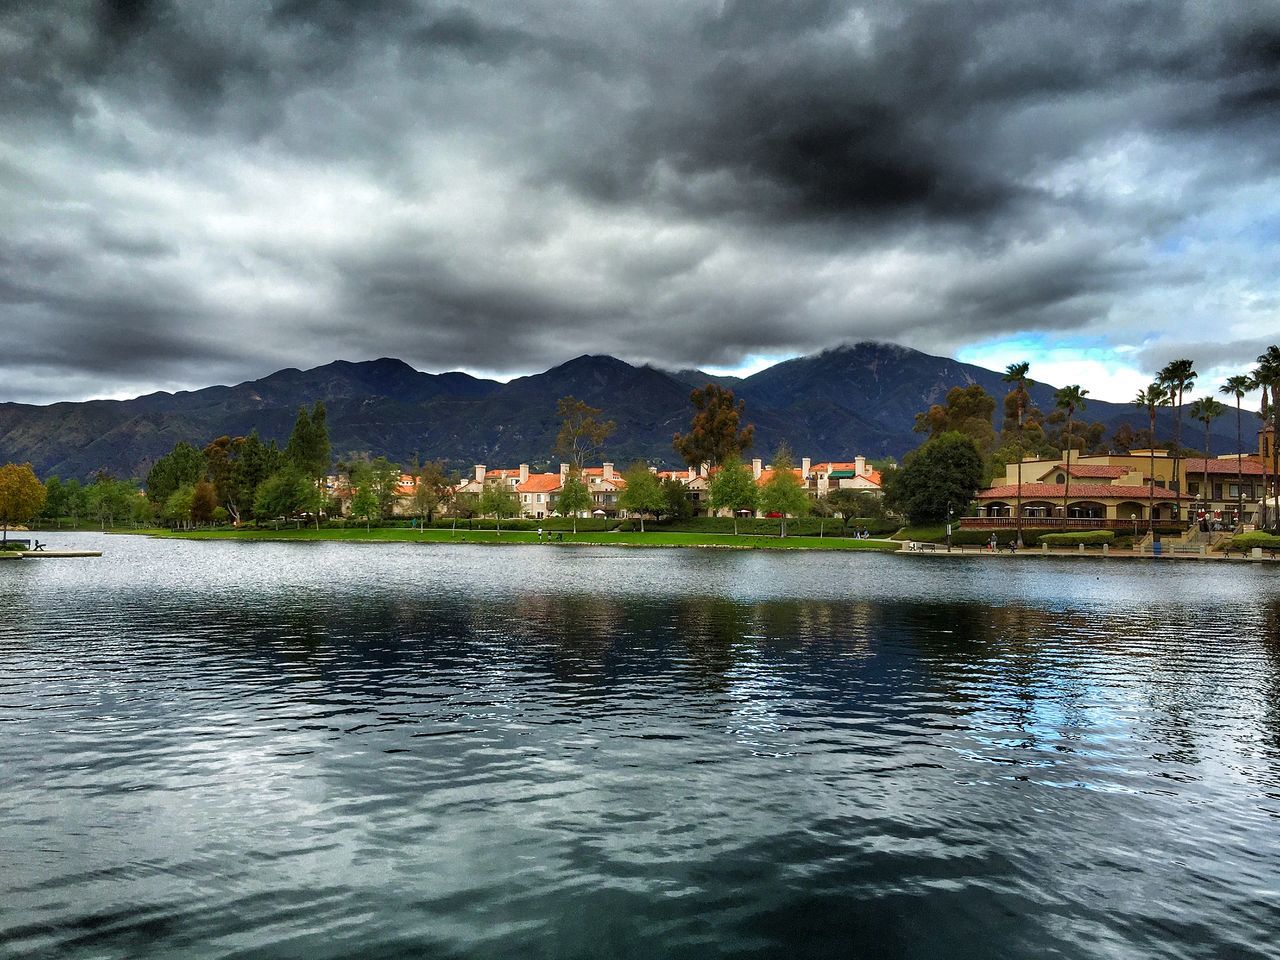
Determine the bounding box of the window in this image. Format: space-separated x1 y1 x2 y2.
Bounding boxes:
1055 473 1066 484
1188 482 1200 496
1229 484 1239 498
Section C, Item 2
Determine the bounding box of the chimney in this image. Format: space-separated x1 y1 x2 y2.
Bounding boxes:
688 465 696 481
603 462 614 480
474 464 486 483
560 462 570 480
700 461 709 478
519 463 529 484
752 457 762 479
856 455 866 476
801 456 811 476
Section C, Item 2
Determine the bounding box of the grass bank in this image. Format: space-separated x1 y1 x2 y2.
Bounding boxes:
139 526 900 552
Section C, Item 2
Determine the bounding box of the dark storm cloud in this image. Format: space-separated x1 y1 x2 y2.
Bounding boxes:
1 0 1278 402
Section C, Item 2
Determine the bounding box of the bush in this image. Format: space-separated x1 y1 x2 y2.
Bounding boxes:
616 516 898 536
1230 532 1280 550
1038 531 1116 546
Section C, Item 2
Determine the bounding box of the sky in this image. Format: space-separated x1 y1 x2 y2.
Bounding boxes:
2 0 1278 405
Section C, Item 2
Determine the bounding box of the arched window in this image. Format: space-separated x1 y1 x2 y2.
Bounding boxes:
1056 473 1066 484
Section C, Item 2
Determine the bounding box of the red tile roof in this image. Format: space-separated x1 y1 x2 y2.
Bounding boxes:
1181 458 1265 476
516 474 562 493
978 482 1194 500
1054 464 1129 478
756 468 805 485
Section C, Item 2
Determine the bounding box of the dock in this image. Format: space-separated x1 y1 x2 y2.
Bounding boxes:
0 550 103 559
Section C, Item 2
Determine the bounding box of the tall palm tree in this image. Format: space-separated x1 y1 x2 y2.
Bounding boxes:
1134 383 1170 535
1054 384 1088 524
1220 374 1253 529
1187 396 1225 523
1255 346 1280 527
1259 345 1280 506
1002 361 1032 545
1158 358 1197 499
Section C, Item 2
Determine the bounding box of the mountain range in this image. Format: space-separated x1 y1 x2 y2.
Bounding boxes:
0 342 1241 480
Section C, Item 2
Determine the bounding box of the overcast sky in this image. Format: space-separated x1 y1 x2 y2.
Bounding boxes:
3 0 1278 405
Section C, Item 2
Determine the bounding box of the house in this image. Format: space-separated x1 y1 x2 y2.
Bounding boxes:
1182 456 1266 527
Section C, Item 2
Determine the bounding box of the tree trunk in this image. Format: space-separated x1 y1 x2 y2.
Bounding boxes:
1062 413 1073 523
1148 412 1156 535
1236 400 1243 529
1203 417 1211 524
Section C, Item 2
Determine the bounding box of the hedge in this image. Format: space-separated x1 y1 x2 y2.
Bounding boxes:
1230 532 1280 550
616 516 898 537
1038 531 1116 546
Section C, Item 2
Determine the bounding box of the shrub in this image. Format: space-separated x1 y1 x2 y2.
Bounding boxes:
1038 531 1116 546
1230 532 1280 550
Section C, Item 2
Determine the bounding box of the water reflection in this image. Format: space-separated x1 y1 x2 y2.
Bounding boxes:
1 536 1279 959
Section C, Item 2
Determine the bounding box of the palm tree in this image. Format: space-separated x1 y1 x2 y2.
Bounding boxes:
1255 346 1280 527
1187 396 1225 524
1002 361 1032 545
1220 375 1253 529
1134 383 1170 535
1054 384 1088 524
1158 359 1197 497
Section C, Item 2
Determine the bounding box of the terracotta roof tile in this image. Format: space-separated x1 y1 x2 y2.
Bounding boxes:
1054 464 1129 478
1181 458 1265 476
516 474 562 493
978 482 1194 500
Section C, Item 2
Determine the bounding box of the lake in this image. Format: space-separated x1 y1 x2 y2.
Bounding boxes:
1 535 1278 959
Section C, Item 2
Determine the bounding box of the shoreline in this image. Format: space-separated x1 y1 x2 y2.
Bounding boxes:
84 527 1278 562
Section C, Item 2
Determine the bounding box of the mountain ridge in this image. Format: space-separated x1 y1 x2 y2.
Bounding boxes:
0 342 1238 480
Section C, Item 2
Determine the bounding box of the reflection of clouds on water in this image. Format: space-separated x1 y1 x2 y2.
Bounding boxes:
4 536 1280 958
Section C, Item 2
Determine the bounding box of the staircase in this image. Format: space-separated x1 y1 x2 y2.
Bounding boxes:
1137 526 1208 557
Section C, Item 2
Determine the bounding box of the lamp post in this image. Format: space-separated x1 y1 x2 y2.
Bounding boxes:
947 502 954 553
1131 513 1137 546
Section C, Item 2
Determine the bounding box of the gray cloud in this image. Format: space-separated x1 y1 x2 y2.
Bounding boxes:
1 0 1278 403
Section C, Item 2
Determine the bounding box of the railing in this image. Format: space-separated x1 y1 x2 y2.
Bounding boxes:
960 517 1184 531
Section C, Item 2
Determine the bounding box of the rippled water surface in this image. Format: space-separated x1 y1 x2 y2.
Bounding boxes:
2 535 1279 959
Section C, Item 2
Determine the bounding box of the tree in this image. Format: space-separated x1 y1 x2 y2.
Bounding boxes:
146 442 206 506
41 476 67 522
63 478 84 526
1220 374 1254 529
164 484 197 530
1158 358 1197 493
285 401 332 527
452 491 480 532
557 472 592 533
885 432 984 526
349 457 400 519
350 483 379 532
707 457 757 534
1053 385 1089 521
826 488 882 534
617 464 664 532
660 476 694 521
1255 345 1280 520
84 477 138 529
555 397 616 469
254 467 312 528
757 448 809 537
914 384 998 459
204 433 280 524
1187 396 1225 520
1001 361 1032 545
1133 383 1170 535
672 384 754 469
478 483 519 535
0 463 47 545
412 461 448 528
191 480 218 525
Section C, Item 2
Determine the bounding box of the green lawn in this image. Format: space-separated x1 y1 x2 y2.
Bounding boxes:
139 526 901 552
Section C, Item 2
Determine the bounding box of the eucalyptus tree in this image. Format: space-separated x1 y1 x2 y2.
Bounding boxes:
1053 385 1089 523
1219 375 1254 527
1158 359 1197 495
1002 361 1032 544
1187 396 1226 519
1134 383 1170 535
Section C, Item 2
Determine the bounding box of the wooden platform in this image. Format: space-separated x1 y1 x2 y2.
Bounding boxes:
2 550 103 559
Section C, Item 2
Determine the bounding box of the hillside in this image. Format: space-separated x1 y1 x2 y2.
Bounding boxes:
0 343 1240 480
